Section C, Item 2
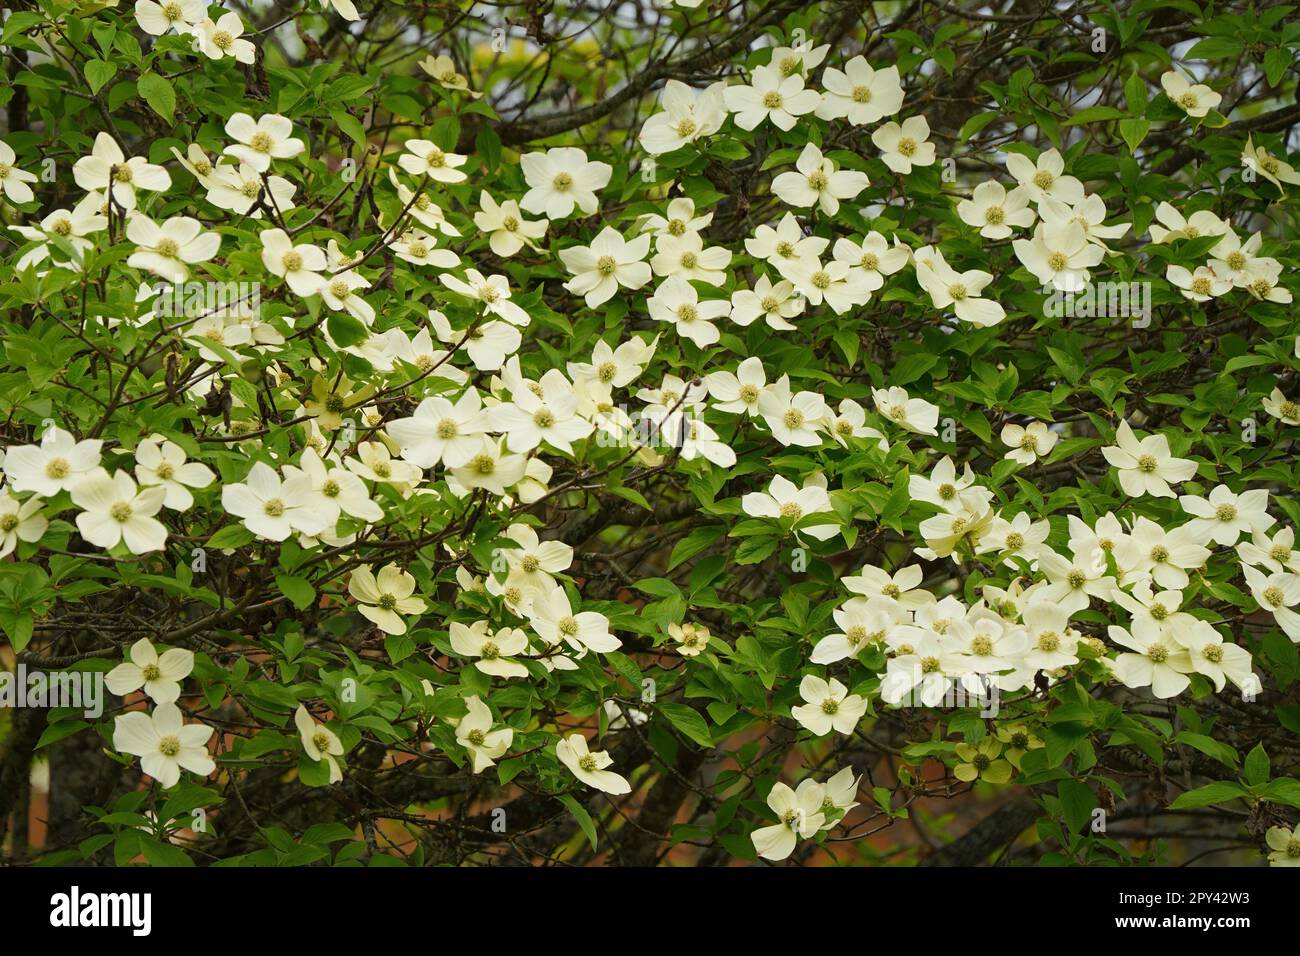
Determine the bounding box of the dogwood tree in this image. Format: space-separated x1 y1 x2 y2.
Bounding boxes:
0 0 1298 868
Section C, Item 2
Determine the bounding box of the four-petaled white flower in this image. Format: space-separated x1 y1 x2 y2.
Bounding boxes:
790 674 869 736
772 143 869 216
224 113 305 173
723 65 821 131
750 779 826 861
1101 421 1197 498
456 696 514 773
1160 70 1221 119
872 116 936 174
72 469 168 553
113 702 215 789
73 132 172 211
559 227 652 307
295 705 345 783
349 564 427 635
556 733 630 794
520 147 612 219
106 638 195 705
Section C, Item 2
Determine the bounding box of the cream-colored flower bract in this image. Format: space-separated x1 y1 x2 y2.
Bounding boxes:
105 638 195 705
224 113 305 173
560 227 651 307
1242 566 1300 641
1147 201 1230 243
751 779 825 861
134 0 204 36
528 584 620 654
1242 136 1300 193
260 228 326 296
1265 823 1300 867
1107 624 1195 699
125 215 220 283
817 57 903 125
420 54 480 97
222 461 326 541
456 696 513 773
639 80 726 154
1263 388 1300 426
872 385 939 436
913 244 1005 327
1001 421 1058 464
113 702 215 789
1160 70 1222 118
1005 147 1083 206
386 389 489 468
556 733 630 794
1101 420 1197 498
668 621 711 657
790 674 868 736
1167 263 1230 302
872 115 935 174
0 140 38 205
723 65 821 131
1012 222 1103 292
771 143 869 216
196 13 256 63
742 473 838 540
72 469 168 554
4 426 102 496
520 147 611 219
398 139 469 183
1178 485 1272 546
451 621 531 678
73 132 171 211
647 275 728 347
0 488 47 558
475 192 547 257
957 181 1035 240
349 564 426 635
295 704 344 784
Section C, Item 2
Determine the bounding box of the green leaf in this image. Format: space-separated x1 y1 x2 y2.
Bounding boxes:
207 524 255 549
666 525 725 571
1065 105 1126 125
1167 781 1248 810
140 836 194 866
85 59 117 95
275 574 316 611
658 702 712 748
1262 47 1291 87
137 72 176 121
1118 118 1149 154
1174 732 1237 769
1244 742 1270 786
1057 779 1095 834
557 794 598 852
326 311 369 349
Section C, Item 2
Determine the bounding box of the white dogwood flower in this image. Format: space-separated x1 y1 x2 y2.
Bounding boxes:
73 132 171 211
72 470 168 553
457 696 514 773
771 143 869 216
560 227 652 307
224 113 305 172
105 638 194 705
872 115 935 173
113 702 214 789
349 564 426 635
790 674 868 736
816 57 903 125
520 147 611 219
556 734 630 794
